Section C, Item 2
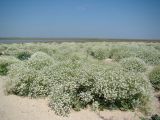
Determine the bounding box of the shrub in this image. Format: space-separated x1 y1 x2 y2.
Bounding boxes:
90 48 107 60
49 86 72 116
28 71 50 97
109 46 135 61
108 45 160 65
90 64 152 110
27 52 54 70
120 57 146 72
135 47 160 65
16 51 31 60
154 45 160 51
149 65 160 90
140 114 160 120
7 61 52 97
48 62 152 115
0 56 19 75
7 62 37 96
47 61 90 116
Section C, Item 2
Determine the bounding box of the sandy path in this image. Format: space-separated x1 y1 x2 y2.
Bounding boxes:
0 77 140 120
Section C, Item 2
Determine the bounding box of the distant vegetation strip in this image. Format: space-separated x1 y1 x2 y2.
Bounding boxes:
0 37 160 43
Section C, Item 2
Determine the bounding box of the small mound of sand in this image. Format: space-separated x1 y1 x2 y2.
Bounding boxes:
103 58 113 64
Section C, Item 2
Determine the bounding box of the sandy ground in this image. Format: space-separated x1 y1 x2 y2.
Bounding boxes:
0 76 142 120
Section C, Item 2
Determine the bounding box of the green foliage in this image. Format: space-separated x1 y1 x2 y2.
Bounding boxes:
120 57 146 72
90 48 107 60
91 101 99 111
109 46 135 61
140 114 160 120
0 56 19 75
108 45 160 65
149 65 160 90
16 51 31 60
151 114 160 120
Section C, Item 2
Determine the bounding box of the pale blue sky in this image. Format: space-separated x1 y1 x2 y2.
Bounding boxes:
0 0 160 39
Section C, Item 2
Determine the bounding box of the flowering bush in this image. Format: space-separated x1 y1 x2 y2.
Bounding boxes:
16 51 31 60
48 63 152 115
28 71 50 97
2 42 157 116
90 64 152 109
27 52 54 70
120 57 146 72
90 48 107 60
7 62 37 96
49 85 72 116
149 65 160 90
135 47 160 65
109 46 135 61
0 56 19 75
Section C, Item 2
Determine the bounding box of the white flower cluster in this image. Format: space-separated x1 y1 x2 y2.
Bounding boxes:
120 57 146 72
90 48 108 60
27 52 54 70
79 91 93 103
49 86 71 116
149 65 160 90
90 64 151 100
108 45 160 65
7 62 37 96
135 47 160 65
0 56 20 75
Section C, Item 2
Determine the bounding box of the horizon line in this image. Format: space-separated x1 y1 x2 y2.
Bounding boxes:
0 37 160 41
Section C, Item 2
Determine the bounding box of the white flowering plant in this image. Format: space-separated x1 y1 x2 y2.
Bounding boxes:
120 57 146 72
0 56 20 75
2 42 159 116
149 65 160 90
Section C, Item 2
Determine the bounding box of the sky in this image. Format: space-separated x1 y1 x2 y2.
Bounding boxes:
0 0 160 39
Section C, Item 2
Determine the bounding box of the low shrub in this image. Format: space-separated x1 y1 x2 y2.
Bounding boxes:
120 57 146 72
90 48 108 60
7 62 37 96
0 56 19 75
27 52 54 70
6 60 153 116
109 46 135 61
140 114 160 120
46 62 84 116
49 86 72 116
91 64 152 110
108 45 160 65
28 71 50 97
16 51 31 60
7 61 52 97
149 65 160 90
48 63 152 116
136 47 160 65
